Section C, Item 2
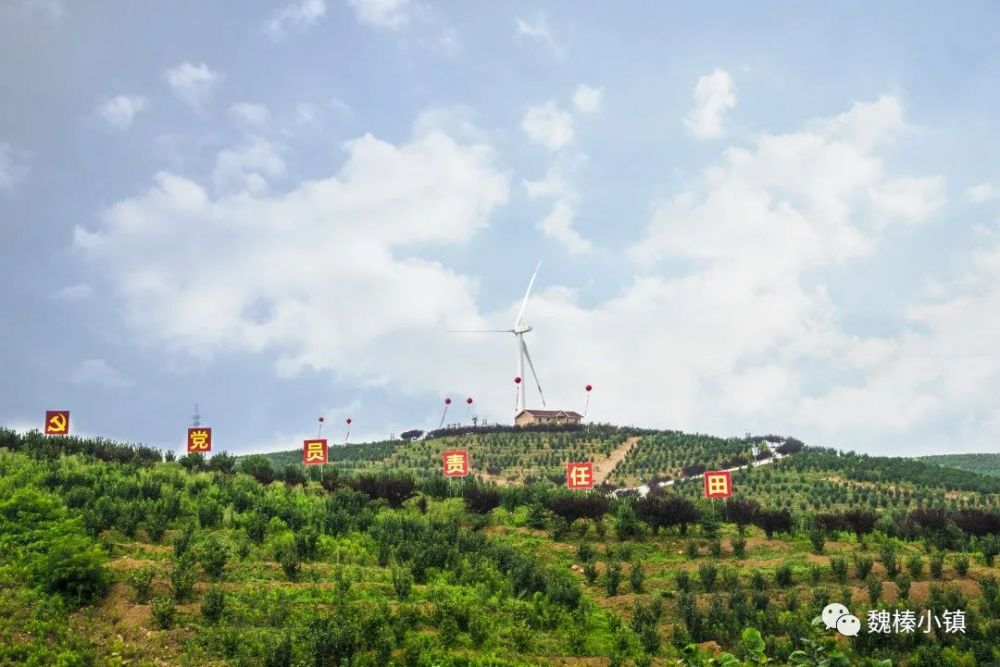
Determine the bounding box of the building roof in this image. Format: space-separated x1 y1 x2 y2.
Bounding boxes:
516 409 584 418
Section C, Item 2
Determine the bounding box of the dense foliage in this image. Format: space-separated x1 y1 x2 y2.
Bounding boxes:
2 426 1000 666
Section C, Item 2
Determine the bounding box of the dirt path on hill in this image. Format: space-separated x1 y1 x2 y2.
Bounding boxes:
593 436 640 484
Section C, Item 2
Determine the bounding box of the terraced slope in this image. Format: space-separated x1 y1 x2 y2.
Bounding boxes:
921 453 1000 477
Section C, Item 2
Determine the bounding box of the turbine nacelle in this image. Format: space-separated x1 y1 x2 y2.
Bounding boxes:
513 323 533 334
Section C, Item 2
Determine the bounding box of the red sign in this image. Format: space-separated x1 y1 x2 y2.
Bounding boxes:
442 450 470 477
566 462 594 490
187 427 212 453
303 439 328 465
703 470 733 498
44 410 70 435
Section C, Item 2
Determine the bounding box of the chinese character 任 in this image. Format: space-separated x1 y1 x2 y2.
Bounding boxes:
867 609 891 634
942 610 966 634
569 465 591 487
893 609 917 633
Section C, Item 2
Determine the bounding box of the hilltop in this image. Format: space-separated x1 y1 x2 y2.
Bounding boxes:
2 425 1000 666
920 453 1000 478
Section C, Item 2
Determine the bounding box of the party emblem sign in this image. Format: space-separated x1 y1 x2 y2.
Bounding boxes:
566 462 594 490
187 427 212 453
44 410 70 435
703 470 733 499
303 439 328 465
442 450 470 477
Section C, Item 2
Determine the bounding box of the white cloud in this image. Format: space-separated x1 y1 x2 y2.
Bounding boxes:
330 97 353 116
296 102 319 125
515 13 564 58
521 102 574 151
76 94 995 456
523 157 591 254
74 120 510 379
163 62 222 108
70 359 134 388
637 94 914 272
212 137 286 195
869 175 945 225
50 283 93 300
349 0 410 30
0 142 28 194
264 0 326 39
97 94 148 129
229 102 271 128
966 182 998 204
572 84 603 114
795 226 1000 452
684 69 736 139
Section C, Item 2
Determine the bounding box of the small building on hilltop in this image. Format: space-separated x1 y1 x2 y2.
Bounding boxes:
515 409 584 427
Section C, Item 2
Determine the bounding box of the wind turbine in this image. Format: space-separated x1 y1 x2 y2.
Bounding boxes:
449 262 546 416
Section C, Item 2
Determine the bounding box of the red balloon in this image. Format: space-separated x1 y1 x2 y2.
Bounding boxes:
346 417 352 425
466 397 473 405
318 416 325 422
445 398 452 405
585 384 593 392
514 376 522 384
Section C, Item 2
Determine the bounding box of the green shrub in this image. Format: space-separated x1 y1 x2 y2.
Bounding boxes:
169 555 197 602
125 566 156 603
173 522 196 558
584 562 598 584
629 562 644 593
895 573 911 600
32 533 110 607
675 569 691 592
955 555 970 576
808 526 825 555
731 535 747 559
809 564 823 585
750 570 766 591
830 557 848 584
198 535 229 580
907 553 924 578
930 551 945 579
866 576 881 605
853 555 874 580
709 539 723 558
774 563 793 587
392 566 413 600
201 587 226 623
699 561 718 592
605 562 622 596
152 597 176 629
686 542 699 559
880 545 900 577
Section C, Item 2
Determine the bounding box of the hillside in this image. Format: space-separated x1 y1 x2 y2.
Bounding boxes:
921 453 1000 478
3 425 1000 666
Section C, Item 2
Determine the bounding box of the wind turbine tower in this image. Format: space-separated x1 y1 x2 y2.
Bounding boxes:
450 262 546 416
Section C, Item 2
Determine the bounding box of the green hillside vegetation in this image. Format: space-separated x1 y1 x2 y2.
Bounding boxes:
256 425 647 486
921 454 1000 478
2 425 1000 666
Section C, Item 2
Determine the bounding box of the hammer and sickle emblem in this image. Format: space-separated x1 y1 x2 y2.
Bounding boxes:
48 413 67 432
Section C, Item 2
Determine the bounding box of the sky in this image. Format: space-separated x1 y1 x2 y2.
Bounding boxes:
2 0 1000 457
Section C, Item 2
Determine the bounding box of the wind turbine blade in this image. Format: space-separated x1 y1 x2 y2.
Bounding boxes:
447 329 514 333
514 261 541 327
520 338 546 407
